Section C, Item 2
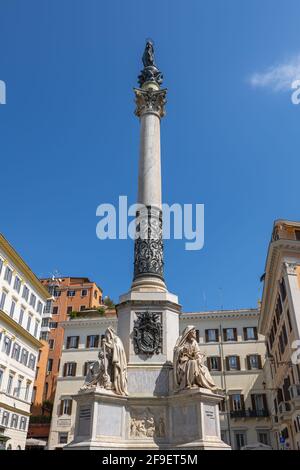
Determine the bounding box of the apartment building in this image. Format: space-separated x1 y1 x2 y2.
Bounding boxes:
181 309 272 450
0 234 50 449
259 220 300 450
48 309 117 449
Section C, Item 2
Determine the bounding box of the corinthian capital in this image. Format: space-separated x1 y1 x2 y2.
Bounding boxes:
134 88 167 118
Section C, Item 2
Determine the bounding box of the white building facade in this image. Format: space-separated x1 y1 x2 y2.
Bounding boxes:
0 234 50 449
259 220 300 450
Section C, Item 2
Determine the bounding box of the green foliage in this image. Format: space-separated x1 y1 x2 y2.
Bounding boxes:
103 296 115 308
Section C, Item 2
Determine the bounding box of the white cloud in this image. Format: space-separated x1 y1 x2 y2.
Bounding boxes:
249 54 300 92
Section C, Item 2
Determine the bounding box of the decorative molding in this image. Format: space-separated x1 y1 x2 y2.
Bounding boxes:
133 206 164 281
0 309 43 348
133 311 162 356
130 408 165 439
134 88 167 118
284 262 299 276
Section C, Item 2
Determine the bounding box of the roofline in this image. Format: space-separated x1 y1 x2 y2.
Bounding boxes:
40 277 103 292
0 309 43 349
0 234 50 300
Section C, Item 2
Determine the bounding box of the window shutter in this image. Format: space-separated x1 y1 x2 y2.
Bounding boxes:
251 394 256 410
86 336 90 348
207 357 211 371
205 330 209 342
225 357 230 371
72 363 77 377
241 394 245 410
83 362 87 376
246 355 251 370
236 356 241 370
223 329 227 342
229 395 234 411
258 355 262 369
215 329 219 342
59 401 64 416
262 394 268 414
69 400 73 416
243 328 247 341
66 337 70 349
254 327 258 340
217 356 221 371
234 328 238 341
75 336 79 348
63 363 67 377
95 335 99 348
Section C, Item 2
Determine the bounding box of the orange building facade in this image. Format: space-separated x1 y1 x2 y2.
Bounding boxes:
33 277 103 411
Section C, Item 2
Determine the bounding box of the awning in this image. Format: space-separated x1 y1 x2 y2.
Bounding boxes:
25 438 47 447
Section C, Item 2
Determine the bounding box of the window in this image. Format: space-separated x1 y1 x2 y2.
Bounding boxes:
251 394 268 414
26 314 32 332
9 299 16 317
243 327 257 341
223 328 237 341
21 348 29 366
14 276 21 293
52 306 59 315
25 382 30 401
286 309 293 332
83 361 96 376
63 362 77 377
34 320 39 337
226 355 240 371
22 285 29 302
37 301 43 314
40 332 49 341
207 356 221 371
0 368 4 388
42 318 49 327
35 367 39 379
205 329 219 343
7 374 14 394
94 291 97 299
247 354 262 370
4 266 13 284
0 291 7 310
2 411 9 426
81 289 87 297
59 432 68 444
11 343 21 361
67 290 76 297
230 394 245 411
44 299 52 314
67 306 73 315
66 336 79 349
11 413 18 428
49 339 54 350
0 258 3 275
60 399 72 415
47 358 53 373
14 378 22 397
257 431 270 446
3 336 12 355
19 307 25 325
20 417 27 431
29 293 36 309
279 278 287 302
86 335 99 348
235 432 246 450
53 289 61 298
80 305 86 311
49 321 58 329
28 354 36 370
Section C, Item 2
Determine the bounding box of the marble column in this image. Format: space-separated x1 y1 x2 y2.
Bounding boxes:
131 82 167 293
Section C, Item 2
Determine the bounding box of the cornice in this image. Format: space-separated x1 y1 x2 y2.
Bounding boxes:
259 238 300 334
0 309 43 348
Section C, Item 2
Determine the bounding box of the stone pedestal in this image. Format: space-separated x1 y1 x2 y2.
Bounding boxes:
66 387 230 450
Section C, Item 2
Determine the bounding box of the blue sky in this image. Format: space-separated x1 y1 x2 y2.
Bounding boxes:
1 0 300 311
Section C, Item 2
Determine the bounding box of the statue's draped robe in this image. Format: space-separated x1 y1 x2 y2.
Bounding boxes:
108 331 128 396
174 327 217 391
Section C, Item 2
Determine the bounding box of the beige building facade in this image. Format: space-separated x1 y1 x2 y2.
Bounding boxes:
259 220 300 450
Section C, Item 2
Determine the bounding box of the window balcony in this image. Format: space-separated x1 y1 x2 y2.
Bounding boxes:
289 384 300 407
278 401 293 421
230 409 269 419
